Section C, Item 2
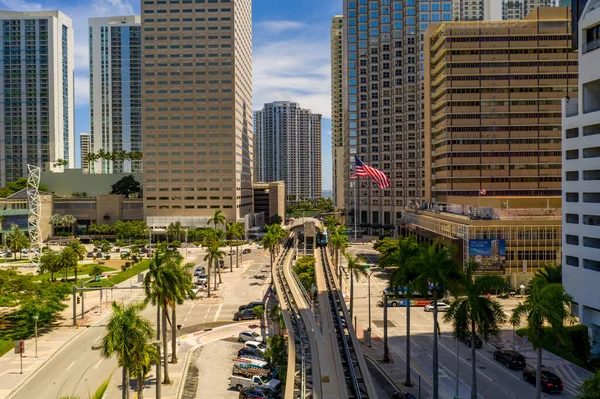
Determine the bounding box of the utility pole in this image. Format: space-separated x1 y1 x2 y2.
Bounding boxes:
33 315 39 358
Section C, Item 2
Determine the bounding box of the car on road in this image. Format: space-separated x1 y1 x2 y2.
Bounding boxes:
239 331 264 343
239 386 276 399
256 245 263 249
239 302 265 312
87 252 94 258
234 308 259 321
229 249 236 255
522 368 563 392
193 267 206 276
493 349 526 369
459 333 483 348
245 341 266 353
96 252 103 258
243 248 251 254
238 347 265 359
424 302 450 312
195 274 208 286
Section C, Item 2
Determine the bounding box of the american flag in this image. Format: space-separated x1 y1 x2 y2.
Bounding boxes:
480 189 487 196
355 156 390 189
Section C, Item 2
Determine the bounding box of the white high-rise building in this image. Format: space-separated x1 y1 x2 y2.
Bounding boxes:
562 0 600 358
254 102 322 202
0 11 74 186
80 132 91 173
89 16 141 174
502 0 557 20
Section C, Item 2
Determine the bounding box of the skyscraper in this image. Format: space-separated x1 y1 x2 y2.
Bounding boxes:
0 11 74 187
141 0 253 223
452 0 494 20
254 102 322 202
331 15 345 210
343 0 454 234
89 16 142 174
80 132 91 173
502 0 556 20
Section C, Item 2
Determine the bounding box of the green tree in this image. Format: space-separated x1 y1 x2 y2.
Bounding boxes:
204 243 225 293
268 214 283 225
329 226 349 288
6 224 29 259
110 175 141 197
167 221 184 241
578 370 600 399
535 263 562 284
268 304 282 336
264 335 287 369
0 178 48 198
413 241 463 399
226 223 235 272
40 249 61 281
62 214 77 236
101 302 154 399
208 209 226 230
230 222 245 269
253 305 265 329
510 277 573 399
130 344 160 399
262 231 279 285
443 260 506 399
57 374 112 399
67 240 87 281
55 247 78 281
345 252 367 320
323 215 339 230
89 265 104 279
378 236 419 381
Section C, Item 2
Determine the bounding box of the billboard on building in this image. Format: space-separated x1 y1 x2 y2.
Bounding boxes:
469 239 506 274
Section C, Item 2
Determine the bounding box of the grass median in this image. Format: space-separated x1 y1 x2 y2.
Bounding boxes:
0 339 12 357
84 260 151 288
34 264 115 282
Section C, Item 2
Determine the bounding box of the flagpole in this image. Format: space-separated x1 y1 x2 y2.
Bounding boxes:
354 177 357 241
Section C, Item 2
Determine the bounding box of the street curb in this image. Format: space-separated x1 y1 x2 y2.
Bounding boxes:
174 344 195 399
5 278 146 399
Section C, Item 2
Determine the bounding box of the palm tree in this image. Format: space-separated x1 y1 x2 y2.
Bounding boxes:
167 221 183 241
130 344 159 399
101 302 154 399
40 249 60 281
578 370 600 399
323 215 339 230
67 240 87 281
203 229 224 284
262 231 279 285
413 241 463 399
62 214 77 236
58 375 112 399
204 243 225 292
230 222 244 268
510 276 573 399
535 263 562 284
208 209 226 231
48 214 65 243
55 247 78 281
329 226 349 289
6 224 29 259
443 259 506 399
169 260 194 364
344 252 367 320
226 223 235 272
378 236 419 383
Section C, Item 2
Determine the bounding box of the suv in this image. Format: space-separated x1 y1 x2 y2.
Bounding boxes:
239 387 275 399
239 302 265 312
493 349 526 369
459 333 483 348
243 248 251 255
234 308 258 321
523 369 563 392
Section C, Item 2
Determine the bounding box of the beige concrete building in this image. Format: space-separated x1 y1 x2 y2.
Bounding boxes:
141 0 253 223
424 7 577 205
80 133 91 174
253 181 286 224
331 15 345 211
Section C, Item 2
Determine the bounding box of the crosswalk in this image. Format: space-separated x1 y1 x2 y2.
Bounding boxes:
547 363 584 395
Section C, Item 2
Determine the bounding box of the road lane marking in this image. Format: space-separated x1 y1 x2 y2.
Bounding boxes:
213 303 223 321
66 361 76 371
94 358 103 369
94 335 102 343
203 305 212 323
431 336 494 382
242 291 246 296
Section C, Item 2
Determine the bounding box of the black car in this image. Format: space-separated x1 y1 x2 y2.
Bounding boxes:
493 349 526 369
87 252 94 258
523 368 563 392
459 333 483 348
239 387 275 399
391 391 417 399
243 248 251 254
239 301 265 312
238 347 265 359
234 308 258 321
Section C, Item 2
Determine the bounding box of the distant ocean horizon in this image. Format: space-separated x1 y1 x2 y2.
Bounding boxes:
322 190 333 198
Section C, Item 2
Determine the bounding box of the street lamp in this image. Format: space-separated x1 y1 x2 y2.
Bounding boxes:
366 268 374 347
33 315 39 358
153 340 162 399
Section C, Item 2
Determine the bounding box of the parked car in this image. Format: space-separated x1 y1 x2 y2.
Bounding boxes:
96 252 103 258
238 347 265 359
103 253 111 260
522 368 563 392
239 331 264 343
195 274 208 286
219 260 225 268
243 248 251 255
424 302 450 312
459 333 483 348
5 251 12 258
231 374 280 392
239 302 265 312
245 341 266 354
239 387 276 399
193 267 206 277
234 308 258 321
86 252 94 258
493 349 526 369
229 249 236 255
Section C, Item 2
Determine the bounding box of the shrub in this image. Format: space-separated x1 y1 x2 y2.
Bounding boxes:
568 325 591 363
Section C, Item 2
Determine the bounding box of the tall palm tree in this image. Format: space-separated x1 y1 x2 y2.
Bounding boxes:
204 243 225 292
230 222 245 268
169 260 194 364
443 260 506 399
262 231 279 285
510 276 573 399
323 215 339 231
378 236 419 383
62 214 77 236
329 226 349 288
67 240 87 281
344 252 367 320
413 241 463 399
48 214 65 243
535 263 562 284
6 224 29 259
40 249 60 281
130 344 159 399
226 223 235 272
208 209 226 231
101 301 154 399
55 247 79 281
203 229 224 284
167 221 183 241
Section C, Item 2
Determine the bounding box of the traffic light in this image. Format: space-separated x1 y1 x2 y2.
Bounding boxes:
77 296 80 304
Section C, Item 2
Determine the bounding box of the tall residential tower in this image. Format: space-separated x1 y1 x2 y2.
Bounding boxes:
80 132 91 173
89 16 142 174
502 0 557 20
254 101 322 202
0 11 74 186
141 0 253 224
331 15 345 210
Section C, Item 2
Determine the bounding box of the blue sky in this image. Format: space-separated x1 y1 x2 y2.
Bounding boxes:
1 0 340 191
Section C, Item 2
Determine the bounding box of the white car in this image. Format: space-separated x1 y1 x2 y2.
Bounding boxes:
424 302 451 312
238 331 264 343
245 341 266 353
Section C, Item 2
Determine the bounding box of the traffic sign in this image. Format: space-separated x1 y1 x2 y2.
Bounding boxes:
13 340 24 354
362 264 371 269
95 276 101 281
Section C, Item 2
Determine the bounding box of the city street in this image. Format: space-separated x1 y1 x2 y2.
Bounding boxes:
345 244 592 399
7 244 273 399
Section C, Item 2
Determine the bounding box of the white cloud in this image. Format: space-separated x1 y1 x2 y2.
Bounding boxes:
256 20 306 34
253 37 332 118
0 0 44 11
